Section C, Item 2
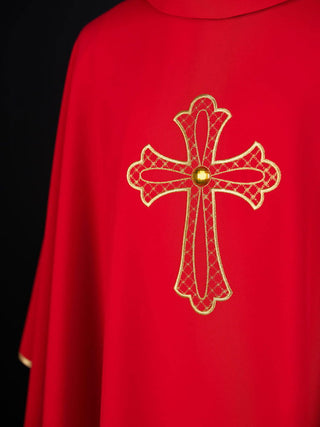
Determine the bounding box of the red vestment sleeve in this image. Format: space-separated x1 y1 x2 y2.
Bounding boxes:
18 25 106 426
17 1 320 425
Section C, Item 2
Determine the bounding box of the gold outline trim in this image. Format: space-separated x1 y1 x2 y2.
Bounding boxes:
126 144 190 207
18 352 32 368
172 96 234 314
213 141 281 210
173 189 233 315
126 94 281 315
173 94 232 164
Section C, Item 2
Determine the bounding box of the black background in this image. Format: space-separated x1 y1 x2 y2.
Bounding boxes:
3 1 121 425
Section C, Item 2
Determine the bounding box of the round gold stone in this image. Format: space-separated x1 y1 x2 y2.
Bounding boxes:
192 166 211 186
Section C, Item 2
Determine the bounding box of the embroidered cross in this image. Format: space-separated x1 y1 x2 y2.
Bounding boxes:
127 95 281 315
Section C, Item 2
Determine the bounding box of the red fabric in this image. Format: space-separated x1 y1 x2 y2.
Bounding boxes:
19 0 320 425
147 0 290 19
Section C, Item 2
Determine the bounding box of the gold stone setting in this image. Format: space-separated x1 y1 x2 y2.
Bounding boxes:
192 166 211 186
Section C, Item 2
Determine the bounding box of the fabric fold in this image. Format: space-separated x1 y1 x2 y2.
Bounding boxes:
19 25 106 426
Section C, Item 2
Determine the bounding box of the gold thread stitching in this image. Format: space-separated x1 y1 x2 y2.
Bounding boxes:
127 95 281 314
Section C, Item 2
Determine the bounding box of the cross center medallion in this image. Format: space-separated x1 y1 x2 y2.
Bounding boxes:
127 94 281 315
192 166 211 186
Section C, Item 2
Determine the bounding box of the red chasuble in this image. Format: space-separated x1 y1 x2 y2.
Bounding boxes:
19 0 320 425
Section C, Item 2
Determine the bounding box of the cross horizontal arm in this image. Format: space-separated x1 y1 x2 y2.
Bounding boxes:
210 142 281 209
127 144 193 206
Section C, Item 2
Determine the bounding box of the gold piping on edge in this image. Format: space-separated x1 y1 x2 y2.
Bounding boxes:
18 352 32 368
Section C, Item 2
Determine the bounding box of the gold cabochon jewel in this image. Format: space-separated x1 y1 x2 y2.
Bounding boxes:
192 166 211 186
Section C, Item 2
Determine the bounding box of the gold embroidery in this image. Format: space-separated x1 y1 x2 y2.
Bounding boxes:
127 95 281 314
